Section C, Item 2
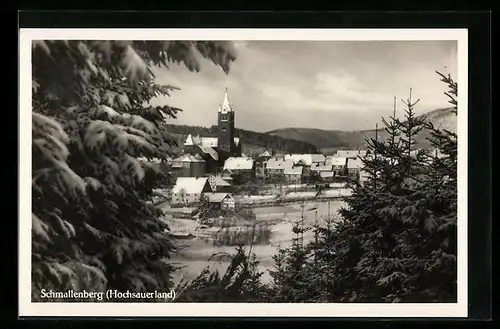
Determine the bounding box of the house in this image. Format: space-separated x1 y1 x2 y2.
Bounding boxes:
320 171 335 182
223 157 255 174
203 192 236 211
347 157 364 174
293 159 312 178
265 157 294 177
257 150 272 161
284 166 303 184
223 157 255 183
255 151 272 178
310 163 333 173
208 175 233 193
326 156 348 175
176 154 206 177
285 154 326 167
171 177 213 206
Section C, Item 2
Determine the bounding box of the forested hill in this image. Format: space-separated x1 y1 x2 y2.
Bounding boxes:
164 124 318 156
267 107 456 155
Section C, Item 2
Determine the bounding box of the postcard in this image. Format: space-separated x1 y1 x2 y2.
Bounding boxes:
19 28 468 317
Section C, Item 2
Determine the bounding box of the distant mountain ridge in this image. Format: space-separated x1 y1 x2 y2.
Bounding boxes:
266 108 457 155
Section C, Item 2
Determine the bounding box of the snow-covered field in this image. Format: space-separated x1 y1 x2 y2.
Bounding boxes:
235 187 351 206
281 191 317 199
236 194 277 204
168 199 346 286
319 188 352 198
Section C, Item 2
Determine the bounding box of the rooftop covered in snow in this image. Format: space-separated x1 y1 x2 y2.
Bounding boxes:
172 177 210 194
223 157 254 171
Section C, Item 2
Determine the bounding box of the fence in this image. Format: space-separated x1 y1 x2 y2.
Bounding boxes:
212 223 272 246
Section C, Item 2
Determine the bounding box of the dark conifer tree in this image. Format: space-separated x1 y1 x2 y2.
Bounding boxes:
31 40 237 300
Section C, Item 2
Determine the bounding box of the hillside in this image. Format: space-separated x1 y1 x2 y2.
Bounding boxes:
164 124 318 157
267 108 457 155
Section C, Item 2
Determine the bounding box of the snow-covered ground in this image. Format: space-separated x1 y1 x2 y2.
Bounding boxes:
329 182 347 188
319 188 352 198
236 195 277 203
281 191 317 199
168 199 346 286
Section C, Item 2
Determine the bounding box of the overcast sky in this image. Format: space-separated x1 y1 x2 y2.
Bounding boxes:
151 40 457 132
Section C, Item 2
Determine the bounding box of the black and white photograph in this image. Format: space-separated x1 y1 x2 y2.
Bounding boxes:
19 28 468 317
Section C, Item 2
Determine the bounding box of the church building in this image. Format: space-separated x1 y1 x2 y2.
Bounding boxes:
183 89 242 174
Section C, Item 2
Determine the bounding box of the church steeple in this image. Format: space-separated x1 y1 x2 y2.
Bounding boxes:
218 87 232 113
217 87 236 156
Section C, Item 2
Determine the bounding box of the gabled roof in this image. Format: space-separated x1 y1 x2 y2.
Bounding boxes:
295 159 307 166
208 175 232 187
326 156 347 166
197 145 219 161
284 166 303 175
204 192 233 203
224 157 254 170
310 154 326 163
285 154 326 166
347 157 364 169
172 177 210 194
266 158 294 170
214 176 231 186
258 150 272 158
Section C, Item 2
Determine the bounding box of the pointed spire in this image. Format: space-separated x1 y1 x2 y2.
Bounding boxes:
184 133 194 146
218 87 232 113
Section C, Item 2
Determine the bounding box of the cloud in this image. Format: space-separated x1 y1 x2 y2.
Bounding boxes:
149 40 458 131
314 71 392 106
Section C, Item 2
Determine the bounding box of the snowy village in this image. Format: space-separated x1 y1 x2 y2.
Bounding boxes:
30 38 458 304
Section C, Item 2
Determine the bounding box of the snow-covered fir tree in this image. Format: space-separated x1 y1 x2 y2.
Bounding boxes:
31 40 237 300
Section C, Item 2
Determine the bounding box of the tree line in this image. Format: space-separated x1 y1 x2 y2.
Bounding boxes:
164 124 318 155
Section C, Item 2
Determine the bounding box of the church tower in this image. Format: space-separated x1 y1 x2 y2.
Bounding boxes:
217 88 235 154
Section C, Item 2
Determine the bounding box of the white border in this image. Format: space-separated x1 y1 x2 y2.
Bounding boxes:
19 28 468 318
